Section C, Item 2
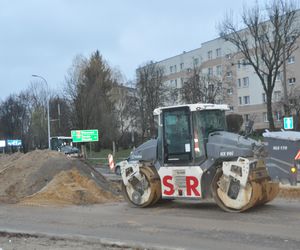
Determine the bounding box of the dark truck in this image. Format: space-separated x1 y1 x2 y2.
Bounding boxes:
263 130 300 185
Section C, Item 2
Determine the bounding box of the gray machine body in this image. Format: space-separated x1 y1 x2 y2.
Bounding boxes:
129 139 157 162
136 131 259 170
206 131 257 161
263 131 300 185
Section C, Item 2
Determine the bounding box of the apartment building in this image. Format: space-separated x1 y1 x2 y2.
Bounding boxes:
149 32 300 130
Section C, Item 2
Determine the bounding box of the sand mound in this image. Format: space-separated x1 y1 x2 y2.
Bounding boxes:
0 150 121 204
278 185 300 199
0 152 24 170
21 169 120 205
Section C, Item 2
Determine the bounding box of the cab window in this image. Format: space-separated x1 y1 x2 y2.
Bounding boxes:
163 108 191 164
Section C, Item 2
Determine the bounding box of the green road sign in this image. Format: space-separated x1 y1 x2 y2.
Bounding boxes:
71 129 99 142
283 117 293 130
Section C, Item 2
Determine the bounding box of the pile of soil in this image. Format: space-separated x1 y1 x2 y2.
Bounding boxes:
0 150 121 205
278 184 300 199
21 169 119 205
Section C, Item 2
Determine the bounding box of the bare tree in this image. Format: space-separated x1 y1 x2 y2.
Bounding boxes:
219 0 300 130
49 96 72 137
27 81 53 149
181 66 224 104
64 55 87 129
111 84 137 148
278 85 300 129
136 62 165 140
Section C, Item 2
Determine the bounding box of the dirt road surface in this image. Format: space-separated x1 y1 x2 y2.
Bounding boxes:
0 199 299 250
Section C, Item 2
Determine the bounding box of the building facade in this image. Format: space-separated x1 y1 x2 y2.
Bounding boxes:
149 33 300 130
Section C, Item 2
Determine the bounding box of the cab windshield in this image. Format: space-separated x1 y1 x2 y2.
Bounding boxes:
194 110 226 139
162 108 227 165
193 109 227 162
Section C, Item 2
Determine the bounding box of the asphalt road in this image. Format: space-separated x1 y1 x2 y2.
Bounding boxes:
0 198 300 250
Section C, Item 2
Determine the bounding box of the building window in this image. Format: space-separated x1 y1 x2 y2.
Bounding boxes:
274 91 281 102
263 112 268 123
243 77 249 87
226 71 232 78
227 88 233 95
229 106 234 111
225 53 231 59
288 77 296 84
237 60 241 69
244 114 249 122
241 59 245 67
180 77 184 85
193 58 199 66
216 65 222 76
239 97 242 105
274 111 282 121
243 96 250 105
262 93 266 103
170 79 178 88
170 66 173 73
174 65 177 73
242 59 248 67
276 71 281 81
208 50 213 60
208 67 213 76
216 48 221 58
287 56 295 64
237 78 241 88
180 63 184 70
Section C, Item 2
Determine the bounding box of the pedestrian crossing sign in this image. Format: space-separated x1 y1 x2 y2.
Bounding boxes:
283 117 293 130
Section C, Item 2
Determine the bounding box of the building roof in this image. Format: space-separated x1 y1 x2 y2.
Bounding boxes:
153 103 229 115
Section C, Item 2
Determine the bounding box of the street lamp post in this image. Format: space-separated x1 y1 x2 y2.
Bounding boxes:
32 74 51 150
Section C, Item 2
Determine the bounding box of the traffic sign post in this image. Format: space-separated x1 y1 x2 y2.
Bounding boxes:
283 117 294 130
71 130 99 143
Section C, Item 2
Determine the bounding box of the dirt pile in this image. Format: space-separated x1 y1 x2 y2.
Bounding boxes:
0 150 121 204
21 169 120 205
278 184 300 199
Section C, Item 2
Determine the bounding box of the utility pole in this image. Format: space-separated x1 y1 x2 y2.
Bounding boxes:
32 74 51 150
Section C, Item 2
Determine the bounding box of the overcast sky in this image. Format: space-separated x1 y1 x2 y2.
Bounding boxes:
0 0 260 101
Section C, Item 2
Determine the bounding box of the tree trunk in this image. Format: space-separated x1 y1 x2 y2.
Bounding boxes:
266 92 275 131
149 116 156 138
296 111 300 131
